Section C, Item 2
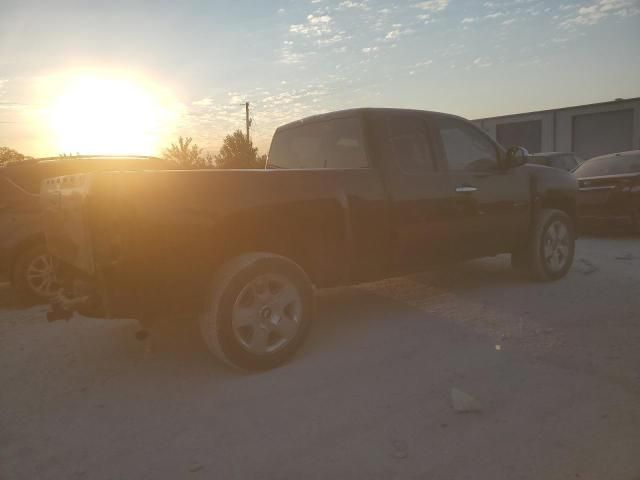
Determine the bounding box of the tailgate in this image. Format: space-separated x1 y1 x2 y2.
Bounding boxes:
41 173 95 275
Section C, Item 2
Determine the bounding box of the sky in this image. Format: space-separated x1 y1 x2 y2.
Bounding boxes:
1 0 639 157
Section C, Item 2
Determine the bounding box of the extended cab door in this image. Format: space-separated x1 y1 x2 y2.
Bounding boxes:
430 115 530 257
368 111 454 272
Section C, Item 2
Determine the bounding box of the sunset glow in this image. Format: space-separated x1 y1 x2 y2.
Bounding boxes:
45 73 179 156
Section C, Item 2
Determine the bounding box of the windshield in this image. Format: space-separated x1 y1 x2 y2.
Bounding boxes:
574 153 640 177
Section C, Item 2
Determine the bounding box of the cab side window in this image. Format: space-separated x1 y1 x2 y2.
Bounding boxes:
436 117 499 172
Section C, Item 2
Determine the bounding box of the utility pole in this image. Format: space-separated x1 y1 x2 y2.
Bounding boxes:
245 102 252 142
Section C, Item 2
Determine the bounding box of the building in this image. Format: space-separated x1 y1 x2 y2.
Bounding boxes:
473 97 640 160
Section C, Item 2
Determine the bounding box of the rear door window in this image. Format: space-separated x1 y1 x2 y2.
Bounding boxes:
268 117 368 169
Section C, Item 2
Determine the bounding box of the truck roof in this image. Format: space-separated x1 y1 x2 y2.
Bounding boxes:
275 107 462 131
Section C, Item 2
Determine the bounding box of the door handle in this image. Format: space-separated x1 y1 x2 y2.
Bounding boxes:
455 185 478 193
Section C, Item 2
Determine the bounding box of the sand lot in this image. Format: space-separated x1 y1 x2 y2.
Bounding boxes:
1 235 639 479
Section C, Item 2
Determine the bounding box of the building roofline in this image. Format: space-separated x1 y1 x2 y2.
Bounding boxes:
473 97 640 122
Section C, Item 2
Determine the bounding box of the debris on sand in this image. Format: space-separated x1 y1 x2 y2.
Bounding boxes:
451 388 483 413
575 258 598 275
389 438 409 459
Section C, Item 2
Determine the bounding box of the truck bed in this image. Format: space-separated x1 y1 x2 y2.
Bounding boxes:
41 168 390 317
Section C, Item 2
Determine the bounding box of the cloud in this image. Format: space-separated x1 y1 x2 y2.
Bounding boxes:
414 0 449 12
473 57 492 67
337 0 369 10
280 46 313 64
384 24 415 40
461 11 506 25
413 60 434 69
290 14 333 36
192 97 214 107
559 0 640 28
361 46 379 53
316 32 351 45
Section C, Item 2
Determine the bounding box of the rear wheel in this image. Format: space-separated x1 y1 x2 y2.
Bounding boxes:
12 243 59 303
511 209 575 281
199 253 314 371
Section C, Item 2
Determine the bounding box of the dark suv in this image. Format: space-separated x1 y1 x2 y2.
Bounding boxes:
1 156 170 302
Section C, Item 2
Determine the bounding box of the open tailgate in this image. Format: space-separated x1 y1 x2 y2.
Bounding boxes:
41 173 95 275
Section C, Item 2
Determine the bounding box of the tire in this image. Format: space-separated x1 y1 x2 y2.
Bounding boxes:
11 243 59 303
511 208 575 281
199 253 314 372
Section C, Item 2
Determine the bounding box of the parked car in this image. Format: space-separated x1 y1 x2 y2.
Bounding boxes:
528 152 584 171
42 108 578 371
0 155 171 302
574 150 640 231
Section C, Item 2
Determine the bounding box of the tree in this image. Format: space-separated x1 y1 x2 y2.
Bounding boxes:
163 136 212 169
0 147 31 166
214 130 265 169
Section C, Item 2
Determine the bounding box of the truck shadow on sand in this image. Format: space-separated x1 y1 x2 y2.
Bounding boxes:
0 257 550 380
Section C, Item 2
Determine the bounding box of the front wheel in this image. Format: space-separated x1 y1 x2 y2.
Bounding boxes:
199 253 314 371
512 208 575 281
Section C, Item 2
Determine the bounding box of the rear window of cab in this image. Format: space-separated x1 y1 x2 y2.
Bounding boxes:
268 117 369 169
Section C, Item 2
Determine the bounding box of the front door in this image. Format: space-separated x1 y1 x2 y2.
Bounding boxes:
430 115 530 258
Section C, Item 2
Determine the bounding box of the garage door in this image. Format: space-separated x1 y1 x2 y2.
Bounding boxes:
496 120 542 153
572 109 634 160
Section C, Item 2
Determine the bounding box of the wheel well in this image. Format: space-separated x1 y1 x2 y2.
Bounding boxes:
220 241 317 285
211 230 326 288
541 196 576 225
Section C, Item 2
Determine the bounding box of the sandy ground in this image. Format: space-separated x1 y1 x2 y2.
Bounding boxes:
1 235 639 480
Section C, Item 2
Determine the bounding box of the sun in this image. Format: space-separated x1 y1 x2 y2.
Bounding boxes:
47 73 179 156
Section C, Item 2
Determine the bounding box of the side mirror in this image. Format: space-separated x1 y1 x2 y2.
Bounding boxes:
505 146 529 168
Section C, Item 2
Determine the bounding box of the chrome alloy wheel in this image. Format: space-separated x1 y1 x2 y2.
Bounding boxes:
543 220 570 273
231 273 302 355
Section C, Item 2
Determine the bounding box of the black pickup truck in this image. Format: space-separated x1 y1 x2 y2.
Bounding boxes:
42 108 578 371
